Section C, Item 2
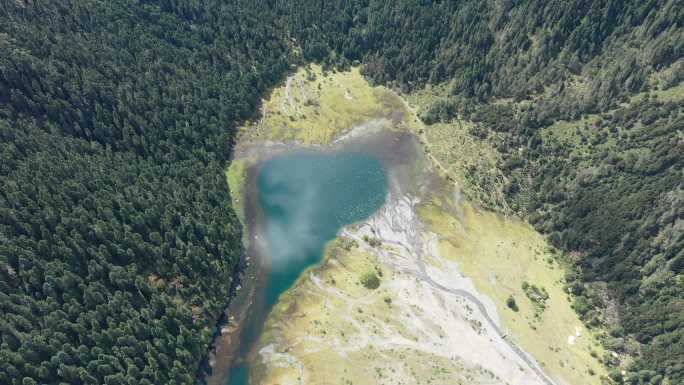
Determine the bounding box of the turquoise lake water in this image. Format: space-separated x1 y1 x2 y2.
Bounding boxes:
228 150 388 385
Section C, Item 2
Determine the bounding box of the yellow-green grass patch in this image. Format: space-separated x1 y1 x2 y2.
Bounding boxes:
241 64 412 145
630 80 684 103
226 159 248 225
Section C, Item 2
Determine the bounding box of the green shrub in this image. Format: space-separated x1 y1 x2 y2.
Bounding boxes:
360 270 380 289
506 295 519 312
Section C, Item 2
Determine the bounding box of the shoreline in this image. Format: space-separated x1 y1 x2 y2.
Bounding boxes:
204 128 421 385
203 158 266 385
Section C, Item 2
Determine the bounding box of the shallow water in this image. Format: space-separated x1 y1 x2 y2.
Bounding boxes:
227 150 388 384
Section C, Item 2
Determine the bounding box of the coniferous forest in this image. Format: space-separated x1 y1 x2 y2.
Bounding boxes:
1 1 682 384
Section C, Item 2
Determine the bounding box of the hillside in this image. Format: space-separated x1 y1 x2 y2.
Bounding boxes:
1 1 682 385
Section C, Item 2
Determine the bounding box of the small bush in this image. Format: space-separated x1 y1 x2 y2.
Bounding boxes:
506 295 519 312
360 270 380 289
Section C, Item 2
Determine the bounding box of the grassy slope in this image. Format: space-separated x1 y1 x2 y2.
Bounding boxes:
404 88 512 212
534 80 684 381
419 198 607 385
542 81 684 144
409 74 684 383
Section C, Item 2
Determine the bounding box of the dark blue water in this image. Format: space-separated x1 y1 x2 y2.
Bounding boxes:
227 150 388 385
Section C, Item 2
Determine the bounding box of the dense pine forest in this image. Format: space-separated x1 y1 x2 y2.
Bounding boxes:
0 1 289 384
1 1 682 385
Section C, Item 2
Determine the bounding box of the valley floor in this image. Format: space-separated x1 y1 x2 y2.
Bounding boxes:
226 64 607 385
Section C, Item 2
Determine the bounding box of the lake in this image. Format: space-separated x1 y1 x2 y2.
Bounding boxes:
227 149 388 384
